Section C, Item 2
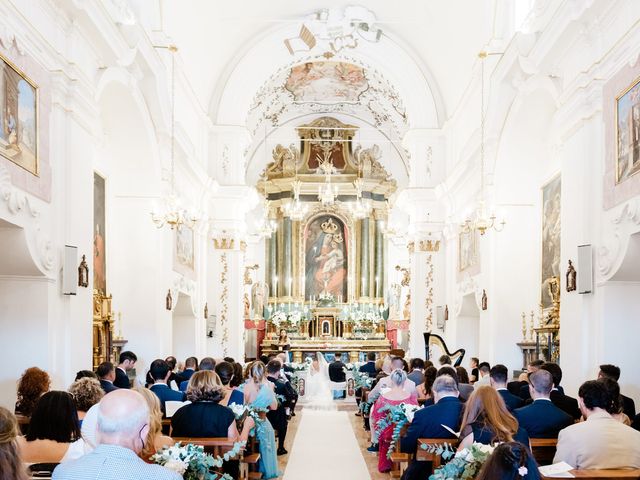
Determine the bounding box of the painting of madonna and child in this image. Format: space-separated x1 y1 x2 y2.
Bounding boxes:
304 215 348 302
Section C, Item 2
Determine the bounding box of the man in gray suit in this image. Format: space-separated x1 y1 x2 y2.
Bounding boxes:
554 380 640 470
407 358 425 386
53 389 181 480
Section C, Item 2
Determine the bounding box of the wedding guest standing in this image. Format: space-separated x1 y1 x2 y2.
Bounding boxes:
148 359 186 415
329 352 347 399
114 351 137 389
371 369 418 472
244 362 280 479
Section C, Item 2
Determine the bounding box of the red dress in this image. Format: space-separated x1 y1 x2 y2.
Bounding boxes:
371 394 418 472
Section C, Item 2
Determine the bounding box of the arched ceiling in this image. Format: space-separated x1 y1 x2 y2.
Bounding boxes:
153 0 497 123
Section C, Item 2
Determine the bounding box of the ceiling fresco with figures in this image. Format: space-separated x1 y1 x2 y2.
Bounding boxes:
285 62 369 104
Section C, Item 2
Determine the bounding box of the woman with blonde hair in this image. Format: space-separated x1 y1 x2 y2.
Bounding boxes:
0 407 28 480
68 377 104 424
243 361 279 479
459 386 529 449
134 387 174 460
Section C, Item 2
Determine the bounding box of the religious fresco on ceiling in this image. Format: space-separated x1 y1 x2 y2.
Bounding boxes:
285 61 368 104
541 174 561 309
304 215 348 300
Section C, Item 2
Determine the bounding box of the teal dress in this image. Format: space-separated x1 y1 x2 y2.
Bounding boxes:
251 384 280 479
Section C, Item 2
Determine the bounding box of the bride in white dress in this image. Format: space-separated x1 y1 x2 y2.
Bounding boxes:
304 352 335 409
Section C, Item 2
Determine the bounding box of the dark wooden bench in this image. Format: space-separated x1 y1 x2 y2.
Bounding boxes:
530 438 557 466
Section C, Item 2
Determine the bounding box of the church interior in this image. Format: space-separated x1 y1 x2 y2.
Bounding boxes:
1 1 640 479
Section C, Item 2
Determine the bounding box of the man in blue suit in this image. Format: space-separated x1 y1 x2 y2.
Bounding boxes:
359 352 378 378
514 369 573 438
180 357 215 391
97 361 119 394
180 357 198 382
400 375 463 480
149 359 186 416
490 364 523 411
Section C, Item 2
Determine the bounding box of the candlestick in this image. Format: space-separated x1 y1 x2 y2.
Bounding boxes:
117 311 123 339
521 312 526 341
529 310 535 342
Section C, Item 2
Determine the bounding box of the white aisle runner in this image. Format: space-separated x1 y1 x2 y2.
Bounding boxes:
283 408 371 480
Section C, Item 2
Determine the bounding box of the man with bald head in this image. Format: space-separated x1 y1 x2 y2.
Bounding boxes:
53 389 181 480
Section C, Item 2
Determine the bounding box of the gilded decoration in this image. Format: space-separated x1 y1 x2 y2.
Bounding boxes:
419 239 440 252
425 254 434 330
213 236 235 250
219 253 229 356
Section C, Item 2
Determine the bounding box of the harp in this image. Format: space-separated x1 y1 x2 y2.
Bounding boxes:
423 332 466 367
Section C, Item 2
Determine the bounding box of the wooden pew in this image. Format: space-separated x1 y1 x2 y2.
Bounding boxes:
416 438 460 469
541 470 640 479
530 438 557 466
172 437 261 480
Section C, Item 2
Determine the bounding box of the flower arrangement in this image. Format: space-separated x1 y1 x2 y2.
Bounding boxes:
270 310 287 326
151 441 245 480
428 443 495 480
375 402 423 455
350 369 373 390
288 361 310 372
288 311 303 324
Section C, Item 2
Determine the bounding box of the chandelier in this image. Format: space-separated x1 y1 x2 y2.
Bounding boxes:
461 52 506 236
151 45 199 231
348 178 372 219
282 179 308 220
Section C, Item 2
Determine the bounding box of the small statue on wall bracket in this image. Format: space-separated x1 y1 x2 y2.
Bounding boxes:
444 305 449 321
481 290 488 311
166 289 173 311
204 302 208 319
566 260 577 292
78 255 89 288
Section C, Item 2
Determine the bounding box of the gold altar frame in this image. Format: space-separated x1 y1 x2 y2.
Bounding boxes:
297 205 357 302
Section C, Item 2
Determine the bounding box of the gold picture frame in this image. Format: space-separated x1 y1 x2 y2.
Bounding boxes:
615 74 640 184
0 50 39 176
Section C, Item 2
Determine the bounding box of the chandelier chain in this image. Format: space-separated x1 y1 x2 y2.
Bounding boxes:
170 49 176 195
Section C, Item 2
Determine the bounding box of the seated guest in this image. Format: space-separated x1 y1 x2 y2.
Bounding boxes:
231 362 244 388
68 377 104 424
180 356 198 382
134 387 174 461
490 364 523 411
359 352 378 378
407 358 425 386
18 391 85 463
172 370 253 479
540 363 581 420
476 442 541 480
266 360 296 456
474 362 491 389
371 369 418 472
598 364 636 419
422 366 460 407
74 370 97 380
514 370 572 438
416 366 438 401
459 386 529 449
180 357 215 392
15 367 50 417
97 361 118 394
113 351 137 389
511 359 545 398
469 357 479 383
599 377 631 425
632 413 640 431
401 375 463 480
215 361 244 406
0 407 29 480
455 366 474 401
148 359 186 415
439 354 451 366
554 380 640 469
52 389 181 480
370 357 417 401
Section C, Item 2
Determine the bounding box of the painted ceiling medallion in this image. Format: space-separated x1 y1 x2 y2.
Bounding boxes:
285 62 368 104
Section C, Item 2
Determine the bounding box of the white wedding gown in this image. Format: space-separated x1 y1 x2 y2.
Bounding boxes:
304 352 335 410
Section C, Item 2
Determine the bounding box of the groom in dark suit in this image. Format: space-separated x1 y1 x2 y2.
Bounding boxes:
329 352 346 399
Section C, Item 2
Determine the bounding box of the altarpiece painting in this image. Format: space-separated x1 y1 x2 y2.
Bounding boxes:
304 215 348 300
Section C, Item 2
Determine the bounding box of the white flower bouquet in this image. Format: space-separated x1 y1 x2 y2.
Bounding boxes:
151 441 245 480
428 442 496 480
270 311 287 325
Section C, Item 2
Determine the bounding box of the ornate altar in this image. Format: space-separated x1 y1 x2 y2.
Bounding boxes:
256 116 395 357
92 290 127 370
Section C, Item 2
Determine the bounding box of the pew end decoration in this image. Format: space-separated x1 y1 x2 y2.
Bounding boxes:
429 443 495 480
151 441 245 480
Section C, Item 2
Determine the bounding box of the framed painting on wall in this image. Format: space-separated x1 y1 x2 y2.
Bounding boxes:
175 226 195 271
458 229 478 272
541 174 561 309
93 172 106 294
0 51 38 175
616 75 640 184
